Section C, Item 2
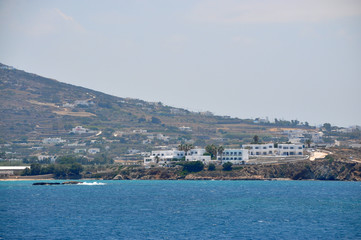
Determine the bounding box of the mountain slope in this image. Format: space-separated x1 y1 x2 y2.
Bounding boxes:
0 63 286 149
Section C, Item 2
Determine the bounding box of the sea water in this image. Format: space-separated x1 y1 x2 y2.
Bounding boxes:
1 180 361 239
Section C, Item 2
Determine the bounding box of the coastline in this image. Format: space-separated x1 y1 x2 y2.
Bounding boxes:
2 158 360 181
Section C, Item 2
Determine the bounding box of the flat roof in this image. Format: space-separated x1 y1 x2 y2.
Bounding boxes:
0 166 30 170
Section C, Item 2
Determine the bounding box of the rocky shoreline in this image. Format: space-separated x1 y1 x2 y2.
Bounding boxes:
111 159 361 181
2 159 361 182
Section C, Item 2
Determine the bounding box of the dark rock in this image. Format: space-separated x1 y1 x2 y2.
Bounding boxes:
62 181 83 185
33 182 61 185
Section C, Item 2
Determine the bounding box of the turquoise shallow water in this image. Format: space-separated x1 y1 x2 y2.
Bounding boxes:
1 180 361 239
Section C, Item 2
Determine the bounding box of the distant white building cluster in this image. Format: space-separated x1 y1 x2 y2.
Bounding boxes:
144 143 304 167
144 148 213 167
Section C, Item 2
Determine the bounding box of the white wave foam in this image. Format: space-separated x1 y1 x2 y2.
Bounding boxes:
78 182 106 185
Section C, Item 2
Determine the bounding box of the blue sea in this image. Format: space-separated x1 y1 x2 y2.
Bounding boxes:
1 180 361 240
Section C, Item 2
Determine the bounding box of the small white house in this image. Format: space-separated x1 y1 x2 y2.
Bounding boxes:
133 129 147 134
217 149 249 164
71 126 88 134
88 148 100 154
179 126 192 131
74 149 87 154
42 138 66 145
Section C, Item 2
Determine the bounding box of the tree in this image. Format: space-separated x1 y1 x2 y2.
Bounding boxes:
305 139 312 148
138 117 146 123
21 167 31 176
178 143 194 154
323 123 332 132
151 117 162 124
182 161 204 172
208 163 216 171
69 163 83 176
222 162 233 171
217 146 224 160
54 164 68 178
30 163 41 175
252 135 259 144
205 144 218 159
57 156 76 165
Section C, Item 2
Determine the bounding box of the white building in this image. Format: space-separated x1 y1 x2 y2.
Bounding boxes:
71 126 88 134
217 149 249 164
277 144 303 156
311 132 324 143
185 148 212 164
242 144 275 156
88 148 100 154
128 149 140 154
74 149 87 154
42 138 66 145
151 149 185 159
142 139 152 144
187 148 206 156
156 134 170 142
185 155 212 164
144 149 185 166
133 129 147 134
179 126 192 131
37 155 57 163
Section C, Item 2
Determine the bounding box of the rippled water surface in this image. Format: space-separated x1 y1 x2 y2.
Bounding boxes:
1 180 361 239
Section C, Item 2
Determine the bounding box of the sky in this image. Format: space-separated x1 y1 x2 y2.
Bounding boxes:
0 0 360 127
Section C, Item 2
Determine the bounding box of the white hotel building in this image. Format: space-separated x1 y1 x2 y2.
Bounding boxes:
144 149 185 166
144 148 212 166
277 144 304 156
217 149 249 165
242 143 275 156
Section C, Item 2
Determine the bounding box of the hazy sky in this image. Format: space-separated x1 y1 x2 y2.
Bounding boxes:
1 0 360 127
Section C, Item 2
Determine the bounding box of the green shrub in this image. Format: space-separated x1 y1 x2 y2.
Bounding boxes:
208 163 216 171
222 162 233 171
182 161 204 172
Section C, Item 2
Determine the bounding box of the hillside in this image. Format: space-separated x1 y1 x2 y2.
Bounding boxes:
2 63 358 162
0 63 286 146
